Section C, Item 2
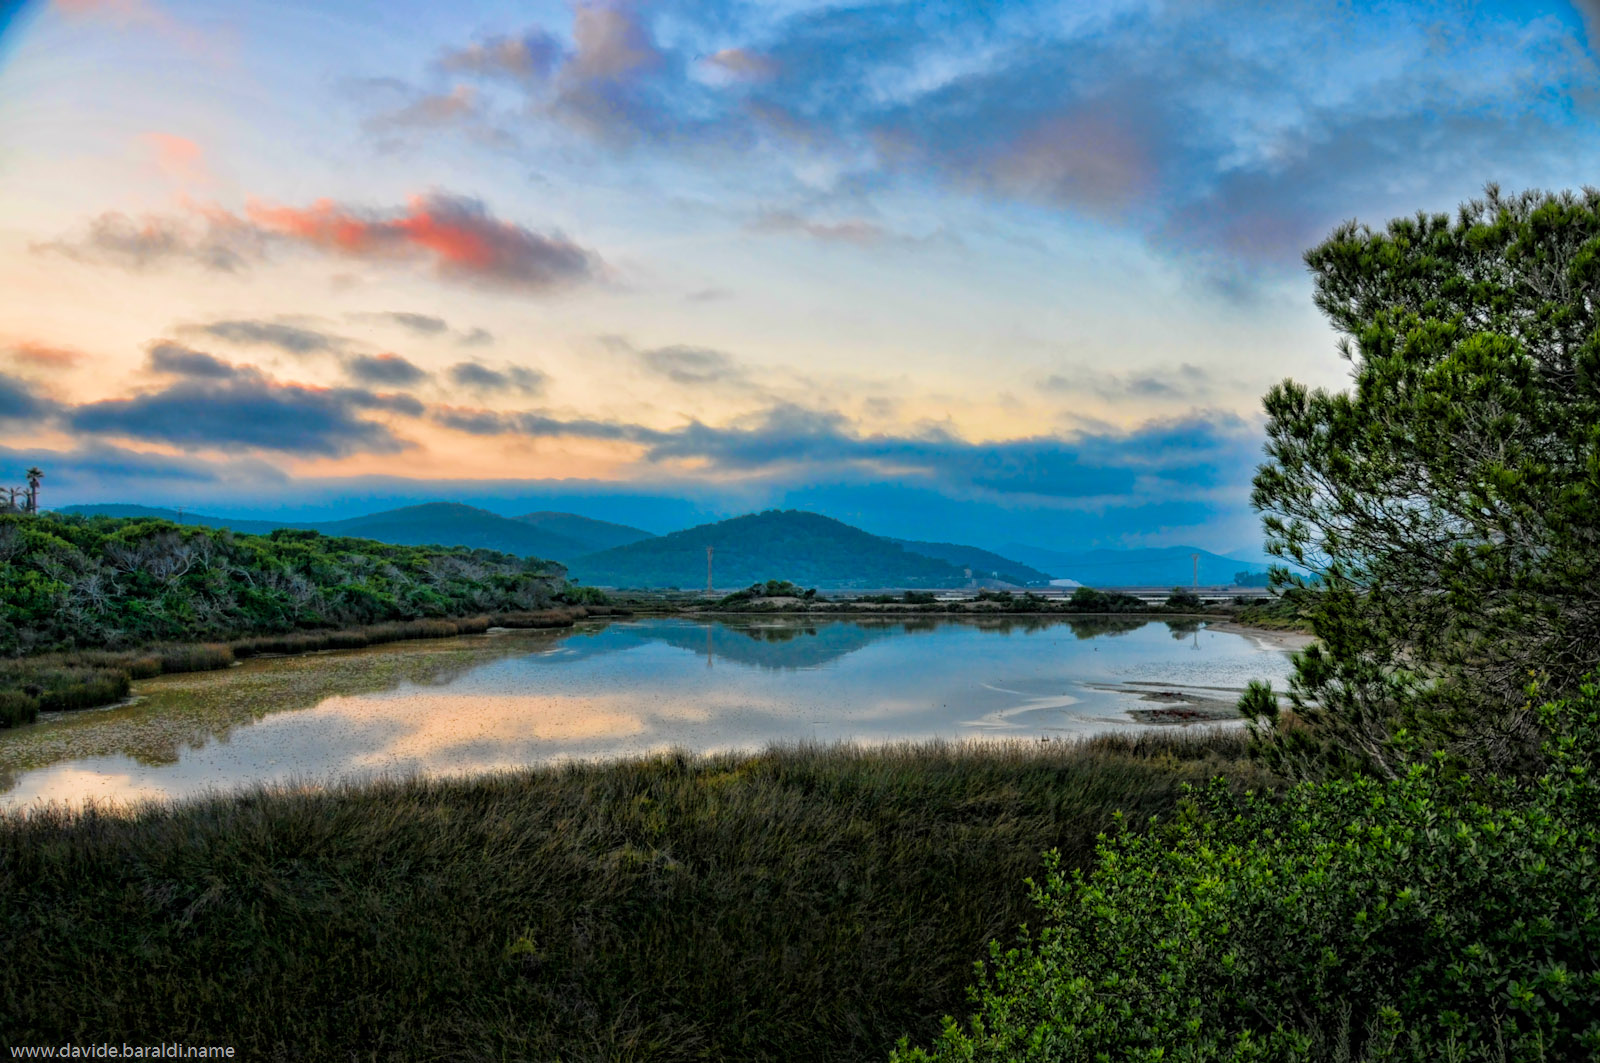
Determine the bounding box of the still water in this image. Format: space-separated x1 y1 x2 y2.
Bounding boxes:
0 616 1299 810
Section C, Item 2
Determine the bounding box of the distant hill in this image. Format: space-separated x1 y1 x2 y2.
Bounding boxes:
1001 543 1271 587
569 510 969 590
56 503 641 562
56 504 291 536
318 503 590 559
516 511 654 553
891 539 1051 587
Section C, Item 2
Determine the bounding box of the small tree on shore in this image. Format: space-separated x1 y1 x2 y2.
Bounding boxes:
1248 186 1600 778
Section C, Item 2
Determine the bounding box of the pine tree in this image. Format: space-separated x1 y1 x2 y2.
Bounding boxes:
1248 186 1600 778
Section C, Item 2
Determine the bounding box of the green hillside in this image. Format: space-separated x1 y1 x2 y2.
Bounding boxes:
570 510 968 589
891 539 1051 587
56 503 287 536
0 513 567 657
516 511 655 553
320 503 589 560
56 503 642 561
1000 543 1269 586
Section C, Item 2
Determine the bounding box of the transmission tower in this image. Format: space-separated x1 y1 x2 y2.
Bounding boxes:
706 546 714 594
1192 552 1200 589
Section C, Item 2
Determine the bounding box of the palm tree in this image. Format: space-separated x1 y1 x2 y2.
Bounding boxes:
24 467 41 514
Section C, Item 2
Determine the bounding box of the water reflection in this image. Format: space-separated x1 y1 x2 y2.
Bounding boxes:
0 617 1297 809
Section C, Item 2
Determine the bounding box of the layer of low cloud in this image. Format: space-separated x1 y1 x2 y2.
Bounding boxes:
346 353 428 386
0 372 55 422
429 398 1258 507
446 361 547 395
147 341 244 380
188 320 344 355
69 377 419 456
353 311 494 346
638 344 743 385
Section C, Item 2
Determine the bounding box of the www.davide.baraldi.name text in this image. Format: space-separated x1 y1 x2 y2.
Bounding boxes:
10 1045 235 1059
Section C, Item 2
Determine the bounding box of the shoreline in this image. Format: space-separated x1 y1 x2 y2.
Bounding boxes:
1201 618 1315 652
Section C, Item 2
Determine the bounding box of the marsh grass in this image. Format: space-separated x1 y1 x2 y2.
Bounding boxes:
0 730 1266 1061
0 608 617 725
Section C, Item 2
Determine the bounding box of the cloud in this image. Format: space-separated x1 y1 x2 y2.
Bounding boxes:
445 361 547 395
189 320 344 355
440 30 564 81
752 211 889 247
425 396 1257 505
244 192 601 291
548 4 674 142
143 132 206 185
369 84 480 130
69 378 417 456
35 209 258 271
0 441 286 494
345 353 428 386
1043 363 1213 401
147 342 244 380
366 311 447 335
702 48 777 83
353 312 493 346
638 344 743 384
42 193 602 292
7 342 83 370
397 1 1600 275
0 373 55 423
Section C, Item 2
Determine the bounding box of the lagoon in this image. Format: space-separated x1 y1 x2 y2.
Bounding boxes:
0 615 1298 810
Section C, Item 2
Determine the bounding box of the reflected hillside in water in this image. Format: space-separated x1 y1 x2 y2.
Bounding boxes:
0 616 1296 809
542 616 1174 672
542 618 903 671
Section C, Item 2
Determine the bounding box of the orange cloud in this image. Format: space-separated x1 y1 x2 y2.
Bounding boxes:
143 133 206 185
9 342 83 369
243 193 600 290
41 192 600 292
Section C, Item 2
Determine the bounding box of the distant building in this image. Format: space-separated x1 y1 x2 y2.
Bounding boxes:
1048 578 1083 589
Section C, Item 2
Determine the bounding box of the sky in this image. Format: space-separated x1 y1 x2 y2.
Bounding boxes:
3 0 1599 555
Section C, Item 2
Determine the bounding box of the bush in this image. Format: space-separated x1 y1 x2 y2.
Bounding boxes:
158 643 235 673
895 683 1600 1062
1164 585 1202 610
559 584 611 606
0 689 38 727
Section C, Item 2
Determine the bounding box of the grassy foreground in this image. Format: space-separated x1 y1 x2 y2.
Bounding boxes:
0 731 1265 1061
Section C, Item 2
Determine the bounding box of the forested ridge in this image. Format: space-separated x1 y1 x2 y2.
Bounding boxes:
0 513 569 656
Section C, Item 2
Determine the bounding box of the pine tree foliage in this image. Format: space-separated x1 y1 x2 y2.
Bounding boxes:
1249 186 1600 778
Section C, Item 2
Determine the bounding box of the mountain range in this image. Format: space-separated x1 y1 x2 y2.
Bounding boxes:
1000 543 1269 587
57 503 1271 590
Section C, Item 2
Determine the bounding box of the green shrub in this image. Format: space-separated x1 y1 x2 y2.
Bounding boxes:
1164 585 1202 610
158 643 235 673
31 668 131 712
0 689 38 726
559 584 612 606
895 684 1600 1063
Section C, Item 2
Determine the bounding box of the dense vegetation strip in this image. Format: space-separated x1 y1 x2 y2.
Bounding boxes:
895 685 1600 1062
0 732 1262 1061
0 512 613 725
